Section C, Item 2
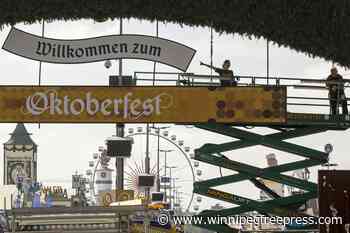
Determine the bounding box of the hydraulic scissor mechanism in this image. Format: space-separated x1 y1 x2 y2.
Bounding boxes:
192 124 331 233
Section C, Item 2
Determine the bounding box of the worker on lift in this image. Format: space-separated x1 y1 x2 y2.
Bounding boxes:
200 59 239 86
326 67 348 115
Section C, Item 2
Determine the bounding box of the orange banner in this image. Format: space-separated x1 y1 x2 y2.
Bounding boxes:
0 86 286 123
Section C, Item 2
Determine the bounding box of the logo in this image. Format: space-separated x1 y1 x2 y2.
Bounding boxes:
22 89 173 120
157 213 170 226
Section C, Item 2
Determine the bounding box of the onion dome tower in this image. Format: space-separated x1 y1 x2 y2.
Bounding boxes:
3 123 37 185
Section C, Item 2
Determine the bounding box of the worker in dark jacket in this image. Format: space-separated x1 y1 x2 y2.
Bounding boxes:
326 67 348 115
200 59 238 86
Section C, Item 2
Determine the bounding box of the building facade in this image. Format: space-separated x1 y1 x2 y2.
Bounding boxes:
3 123 37 185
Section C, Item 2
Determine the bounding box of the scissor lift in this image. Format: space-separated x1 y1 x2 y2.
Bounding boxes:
173 75 350 233
131 72 350 232
133 72 350 232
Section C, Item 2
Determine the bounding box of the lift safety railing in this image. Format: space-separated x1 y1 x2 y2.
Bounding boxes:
134 71 350 88
134 71 350 114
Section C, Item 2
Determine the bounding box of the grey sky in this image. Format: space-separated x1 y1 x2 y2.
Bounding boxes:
0 18 349 212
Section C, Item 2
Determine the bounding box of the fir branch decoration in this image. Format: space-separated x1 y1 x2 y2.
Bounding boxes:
1 0 349 67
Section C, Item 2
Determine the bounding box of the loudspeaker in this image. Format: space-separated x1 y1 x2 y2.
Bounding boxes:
137 175 155 187
106 136 133 158
109 76 136 86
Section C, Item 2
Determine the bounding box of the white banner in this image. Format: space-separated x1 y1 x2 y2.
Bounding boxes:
2 27 196 71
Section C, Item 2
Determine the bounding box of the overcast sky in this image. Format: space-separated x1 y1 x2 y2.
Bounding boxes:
0 18 349 212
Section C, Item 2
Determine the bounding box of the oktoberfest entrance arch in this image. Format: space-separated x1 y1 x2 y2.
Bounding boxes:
1 2 350 233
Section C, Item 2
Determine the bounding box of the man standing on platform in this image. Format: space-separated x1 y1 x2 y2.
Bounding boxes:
200 59 238 86
326 67 348 115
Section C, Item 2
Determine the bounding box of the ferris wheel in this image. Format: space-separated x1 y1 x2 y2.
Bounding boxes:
123 125 203 212
86 125 204 212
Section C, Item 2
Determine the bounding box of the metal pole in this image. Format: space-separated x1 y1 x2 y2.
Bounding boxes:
157 128 160 192
267 39 270 85
118 18 123 85
116 125 124 190
145 124 151 233
169 168 172 209
174 183 177 210
152 21 160 192
152 126 170 193
38 19 45 129
38 20 45 86
145 125 150 174
150 19 158 200
165 166 176 209
174 190 177 211
167 168 178 210
210 25 213 81
164 151 167 203
159 149 173 206
115 17 124 191
145 124 150 205
152 21 159 86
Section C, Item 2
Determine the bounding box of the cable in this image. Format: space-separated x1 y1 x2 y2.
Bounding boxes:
267 39 270 85
38 20 44 86
152 20 159 86
210 24 213 82
38 19 45 129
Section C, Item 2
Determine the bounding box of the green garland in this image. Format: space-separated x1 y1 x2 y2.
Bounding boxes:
1 0 350 67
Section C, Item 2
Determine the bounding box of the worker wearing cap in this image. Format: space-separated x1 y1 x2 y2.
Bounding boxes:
326 67 348 115
200 59 238 86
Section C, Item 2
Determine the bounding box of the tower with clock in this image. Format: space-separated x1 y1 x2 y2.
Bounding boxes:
3 123 37 185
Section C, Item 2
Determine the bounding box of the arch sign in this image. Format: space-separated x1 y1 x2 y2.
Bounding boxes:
2 27 196 71
0 86 286 124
